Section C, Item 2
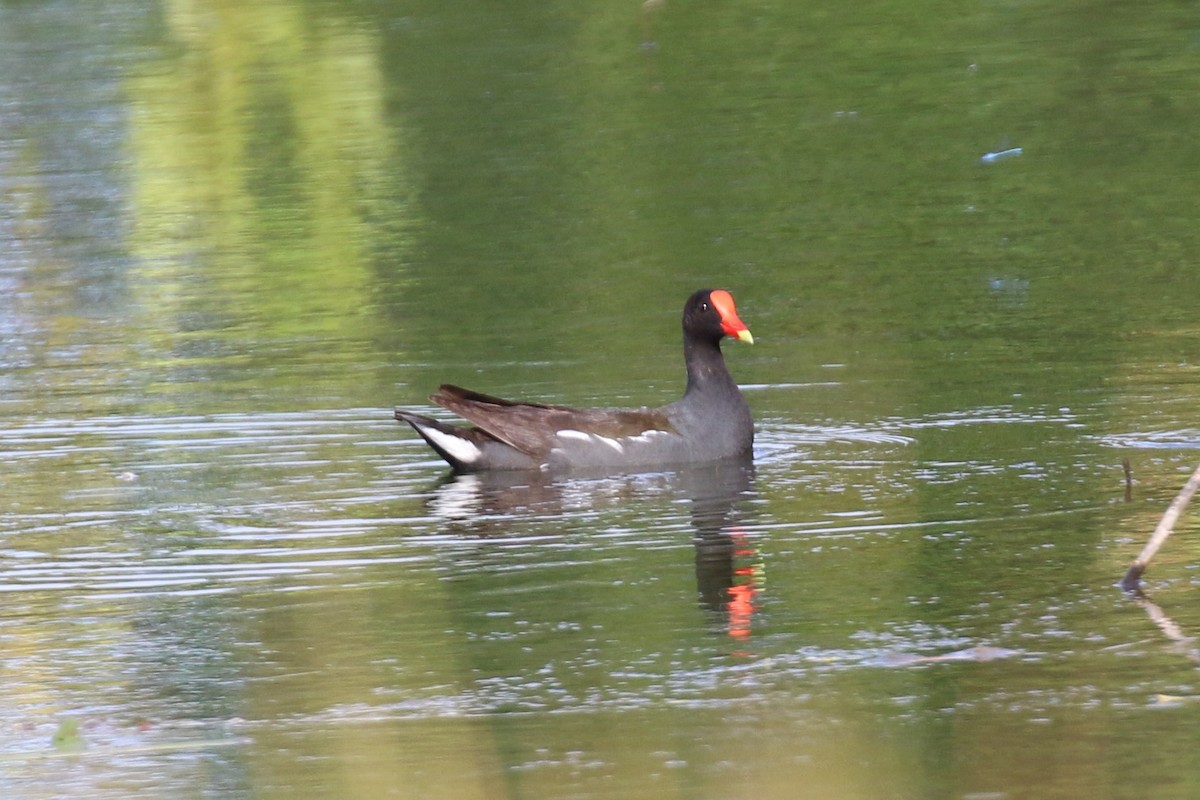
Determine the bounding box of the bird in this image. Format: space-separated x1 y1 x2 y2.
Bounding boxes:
394 288 754 472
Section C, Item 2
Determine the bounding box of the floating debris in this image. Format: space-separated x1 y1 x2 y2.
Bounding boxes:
1152 694 1200 707
981 147 1023 164
51 718 85 752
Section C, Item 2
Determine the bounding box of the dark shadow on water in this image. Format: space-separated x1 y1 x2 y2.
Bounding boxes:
417 457 760 642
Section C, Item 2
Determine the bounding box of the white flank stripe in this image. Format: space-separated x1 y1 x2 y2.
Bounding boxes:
556 430 625 453
423 426 481 464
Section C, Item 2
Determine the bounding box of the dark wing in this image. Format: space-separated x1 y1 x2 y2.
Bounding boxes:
431 384 677 458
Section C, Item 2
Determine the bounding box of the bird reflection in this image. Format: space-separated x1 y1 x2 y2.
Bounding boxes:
420 457 760 643
683 459 760 643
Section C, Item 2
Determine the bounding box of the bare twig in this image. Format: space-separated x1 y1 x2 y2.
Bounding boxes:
1122 462 1200 592
1122 458 1133 503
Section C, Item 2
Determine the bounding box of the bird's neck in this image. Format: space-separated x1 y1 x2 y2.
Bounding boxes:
684 337 737 397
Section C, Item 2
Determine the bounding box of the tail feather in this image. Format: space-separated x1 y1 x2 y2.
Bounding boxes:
394 410 489 471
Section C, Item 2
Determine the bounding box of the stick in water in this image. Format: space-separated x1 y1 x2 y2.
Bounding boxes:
1122 462 1200 592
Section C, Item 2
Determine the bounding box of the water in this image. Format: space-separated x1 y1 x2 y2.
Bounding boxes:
5 1 1200 798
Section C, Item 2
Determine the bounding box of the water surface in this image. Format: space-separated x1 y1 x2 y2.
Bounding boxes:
4 1 1200 798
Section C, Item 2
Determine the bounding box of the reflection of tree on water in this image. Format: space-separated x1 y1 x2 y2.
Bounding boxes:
422 457 760 642
1129 590 1200 668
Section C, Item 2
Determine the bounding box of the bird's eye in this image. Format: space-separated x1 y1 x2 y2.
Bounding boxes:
701 303 709 311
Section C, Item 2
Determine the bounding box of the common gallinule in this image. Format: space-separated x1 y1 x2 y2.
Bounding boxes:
395 288 754 472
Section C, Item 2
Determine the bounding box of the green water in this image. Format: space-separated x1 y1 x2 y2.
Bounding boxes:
3 1 1200 798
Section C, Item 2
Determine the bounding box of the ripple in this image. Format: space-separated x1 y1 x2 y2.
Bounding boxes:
1096 430 1200 450
759 422 916 448
754 404 1079 464
0 544 434 599
0 409 451 598
883 404 1080 430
